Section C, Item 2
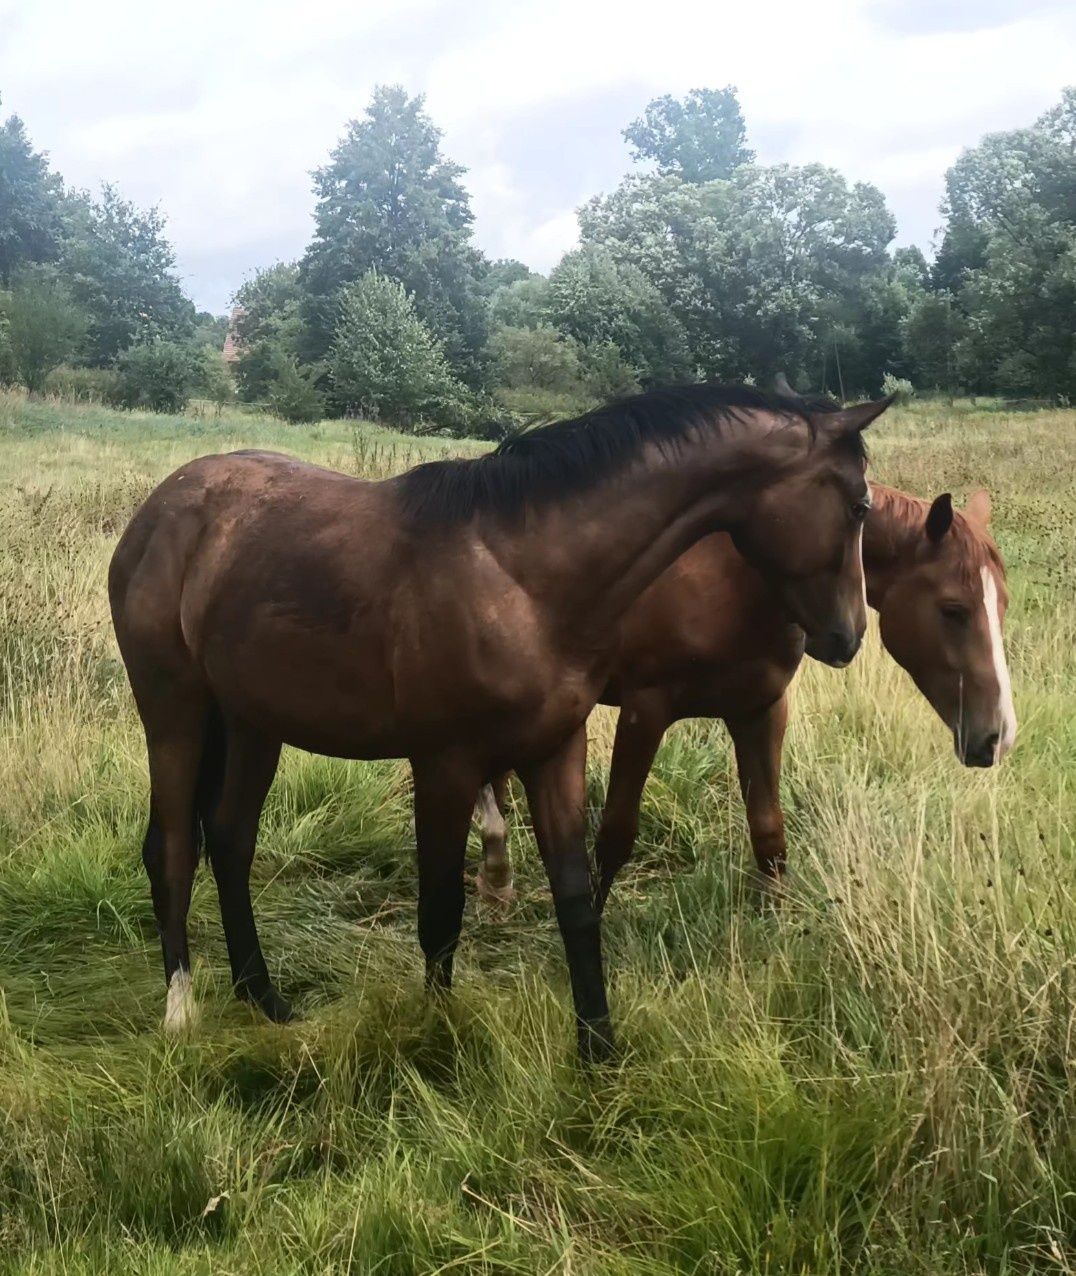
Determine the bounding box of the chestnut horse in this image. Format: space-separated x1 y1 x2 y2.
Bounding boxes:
475 483 1015 911
110 384 890 1059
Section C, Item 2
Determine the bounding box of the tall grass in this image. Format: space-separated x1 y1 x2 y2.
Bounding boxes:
0 387 1073 1272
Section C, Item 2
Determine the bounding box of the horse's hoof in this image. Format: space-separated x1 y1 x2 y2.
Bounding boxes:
475 865 516 917
238 983 295 1023
577 1016 616 1066
162 969 199 1034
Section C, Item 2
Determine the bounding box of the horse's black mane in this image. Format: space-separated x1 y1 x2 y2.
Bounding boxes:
396 381 853 525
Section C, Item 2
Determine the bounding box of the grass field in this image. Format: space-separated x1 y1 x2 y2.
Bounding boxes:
0 389 1074 1274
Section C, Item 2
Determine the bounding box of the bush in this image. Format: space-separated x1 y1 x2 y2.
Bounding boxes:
580 340 641 400
881 372 916 404
490 324 584 392
488 276 551 330
0 271 88 393
42 365 122 403
115 340 201 413
195 347 236 414
492 385 596 424
266 353 324 423
329 272 477 433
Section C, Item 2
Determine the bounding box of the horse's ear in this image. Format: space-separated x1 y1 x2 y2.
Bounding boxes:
965 488 992 528
925 493 954 543
814 394 895 436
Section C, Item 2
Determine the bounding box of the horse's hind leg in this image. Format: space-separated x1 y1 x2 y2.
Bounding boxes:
475 775 514 914
595 689 670 912
140 694 209 1032
203 721 289 1022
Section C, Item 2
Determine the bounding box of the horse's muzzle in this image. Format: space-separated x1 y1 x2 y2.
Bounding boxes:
959 730 1000 768
804 628 863 668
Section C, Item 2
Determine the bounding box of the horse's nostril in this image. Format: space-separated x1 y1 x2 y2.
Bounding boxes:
963 731 1000 767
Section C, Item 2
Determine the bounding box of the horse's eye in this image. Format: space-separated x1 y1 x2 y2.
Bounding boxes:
851 499 870 521
940 602 969 624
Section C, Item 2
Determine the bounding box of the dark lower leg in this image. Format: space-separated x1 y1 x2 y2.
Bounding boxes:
727 696 789 881
413 757 481 993
205 729 289 1020
521 727 613 1063
142 722 204 1027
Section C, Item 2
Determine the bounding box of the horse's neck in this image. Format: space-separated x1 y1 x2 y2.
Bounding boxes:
500 424 797 636
862 483 926 608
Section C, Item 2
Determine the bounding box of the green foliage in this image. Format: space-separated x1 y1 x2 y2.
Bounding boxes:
115 340 202 413
329 271 476 432
488 275 551 330
231 262 307 404
301 86 489 384
903 292 965 392
580 164 896 390
624 86 754 182
489 323 639 415
61 185 194 366
234 261 303 348
580 339 641 400
0 270 88 392
0 97 66 283
266 351 324 423
546 246 690 386
192 311 228 348
482 258 535 294
489 323 584 392
42 364 122 404
196 348 236 413
935 87 1076 399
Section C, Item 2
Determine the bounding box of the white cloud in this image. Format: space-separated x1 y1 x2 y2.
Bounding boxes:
1 0 1073 309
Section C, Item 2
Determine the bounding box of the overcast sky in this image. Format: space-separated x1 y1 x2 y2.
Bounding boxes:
2 0 1074 314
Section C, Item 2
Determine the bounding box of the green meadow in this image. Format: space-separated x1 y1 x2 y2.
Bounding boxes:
0 390 1074 1274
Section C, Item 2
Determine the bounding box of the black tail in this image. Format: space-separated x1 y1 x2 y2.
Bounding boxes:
193 701 228 864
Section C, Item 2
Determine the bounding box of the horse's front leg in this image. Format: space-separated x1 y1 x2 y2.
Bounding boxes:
725 694 789 884
411 754 483 993
518 726 613 1064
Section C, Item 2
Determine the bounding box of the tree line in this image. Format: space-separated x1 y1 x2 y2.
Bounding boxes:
2 83 1074 430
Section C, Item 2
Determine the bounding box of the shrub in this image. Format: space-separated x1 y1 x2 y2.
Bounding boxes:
488 276 551 330
0 271 87 393
195 347 236 414
266 353 324 423
115 340 201 413
42 365 122 403
329 272 476 433
489 324 584 393
881 372 916 404
580 339 641 400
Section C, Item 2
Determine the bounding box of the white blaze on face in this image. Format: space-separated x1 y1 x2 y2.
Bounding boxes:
981 565 1017 760
163 968 197 1033
856 522 867 615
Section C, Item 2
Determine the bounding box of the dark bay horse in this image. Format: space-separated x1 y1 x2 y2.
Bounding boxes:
475 483 1015 911
109 384 890 1058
